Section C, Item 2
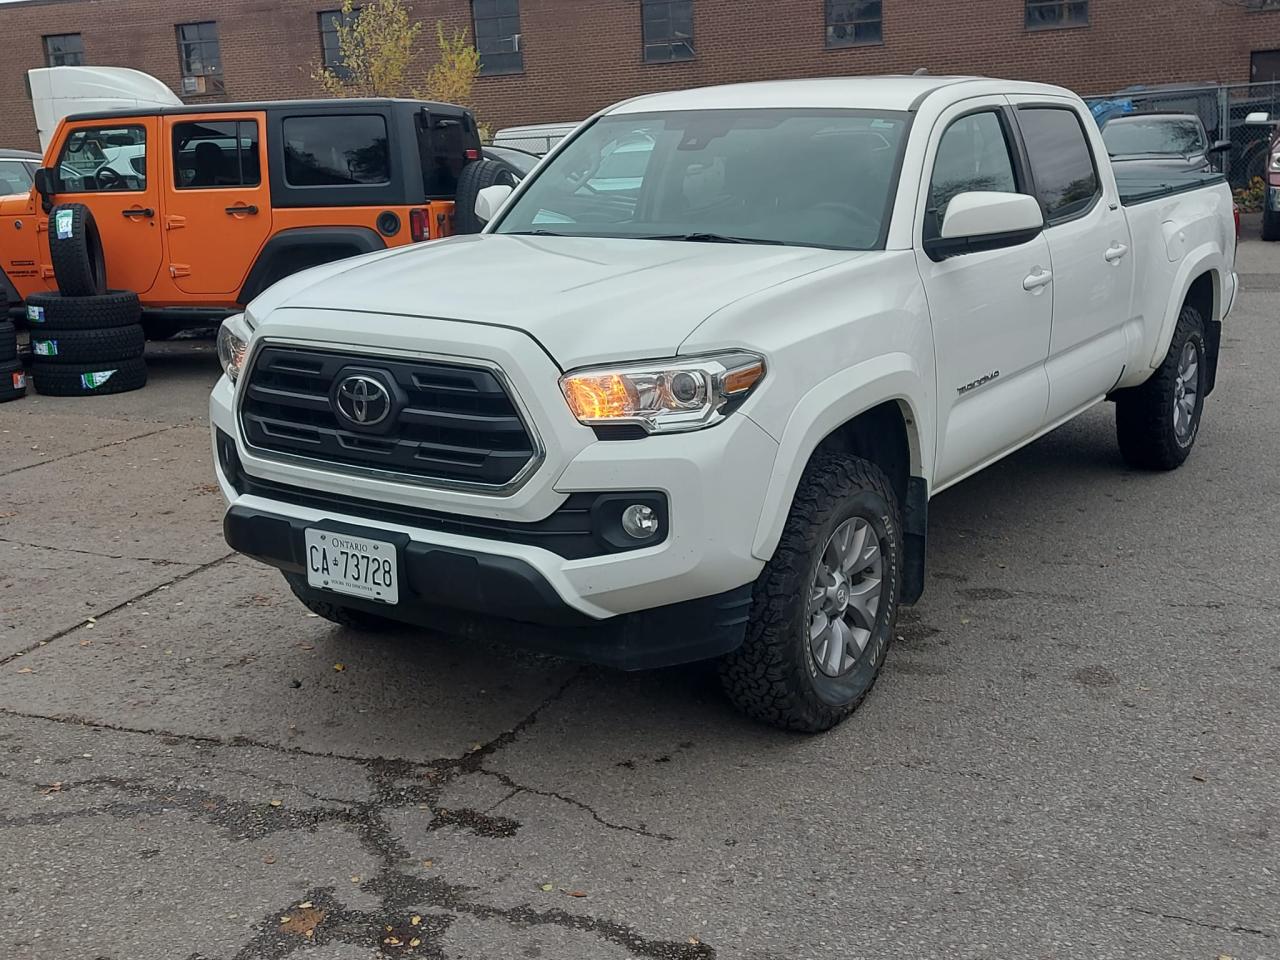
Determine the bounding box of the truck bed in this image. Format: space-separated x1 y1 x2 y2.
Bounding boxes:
1115 169 1227 206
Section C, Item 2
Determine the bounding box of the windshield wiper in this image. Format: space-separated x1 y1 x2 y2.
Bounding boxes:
641 232 787 246
505 229 570 237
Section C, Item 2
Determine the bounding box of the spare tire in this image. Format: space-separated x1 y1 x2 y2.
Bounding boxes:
30 324 145 364
0 359 27 403
25 290 140 331
48 203 108 297
31 356 147 397
454 159 521 235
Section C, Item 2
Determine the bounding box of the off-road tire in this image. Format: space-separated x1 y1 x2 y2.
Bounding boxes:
31 356 147 397
284 574 400 631
1115 303 1206 471
1263 208 1280 242
24 290 141 331
0 320 15 363
454 159 521 235
48 203 108 296
719 452 903 733
0 359 26 402
30 324 145 364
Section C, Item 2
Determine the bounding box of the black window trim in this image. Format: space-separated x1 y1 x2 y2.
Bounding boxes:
922 105 1033 245
641 0 696 64
1024 0 1089 31
1012 102 1103 228
172 117 262 191
55 122 149 194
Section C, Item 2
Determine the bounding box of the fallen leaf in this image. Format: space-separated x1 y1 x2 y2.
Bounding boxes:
350 875 361 883
410 937 422 947
298 901 313 909
689 937 701 945
565 890 587 898
279 906 326 937
384 937 402 946
41 782 63 795
269 798 282 807
333 663 345 672
539 883 554 892
469 742 483 753
422 859 434 868
411 915 421 926
1191 774 1207 783
17 667 33 674
262 855 276 865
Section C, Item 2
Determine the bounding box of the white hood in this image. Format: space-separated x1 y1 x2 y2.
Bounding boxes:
253 234 858 369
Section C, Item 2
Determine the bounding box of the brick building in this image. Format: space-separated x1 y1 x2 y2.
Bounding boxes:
2 0 1280 152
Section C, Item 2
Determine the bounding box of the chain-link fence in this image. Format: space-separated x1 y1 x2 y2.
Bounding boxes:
1085 81 1280 188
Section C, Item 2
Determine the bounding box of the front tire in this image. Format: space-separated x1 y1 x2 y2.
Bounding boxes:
1115 303 1207 470
720 452 902 733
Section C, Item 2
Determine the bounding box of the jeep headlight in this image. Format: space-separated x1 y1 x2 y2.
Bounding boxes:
559 353 765 434
216 314 250 382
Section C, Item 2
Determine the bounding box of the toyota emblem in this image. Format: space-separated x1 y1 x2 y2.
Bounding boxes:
334 375 392 426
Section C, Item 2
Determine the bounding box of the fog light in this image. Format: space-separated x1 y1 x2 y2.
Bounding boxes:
621 503 659 540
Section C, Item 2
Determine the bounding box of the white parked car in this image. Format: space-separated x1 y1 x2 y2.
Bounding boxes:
491 121 580 156
213 76 1237 731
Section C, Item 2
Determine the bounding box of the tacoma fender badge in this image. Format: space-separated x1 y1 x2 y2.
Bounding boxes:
957 371 1000 395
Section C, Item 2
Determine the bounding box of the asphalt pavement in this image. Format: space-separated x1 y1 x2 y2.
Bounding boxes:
1 241 1277 960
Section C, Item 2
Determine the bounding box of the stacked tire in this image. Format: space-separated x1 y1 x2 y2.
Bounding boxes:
0 289 27 403
26 203 146 397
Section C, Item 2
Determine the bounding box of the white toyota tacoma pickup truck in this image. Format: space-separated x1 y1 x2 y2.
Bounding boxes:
211 77 1237 731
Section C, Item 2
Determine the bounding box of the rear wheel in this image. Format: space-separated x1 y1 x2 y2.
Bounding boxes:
284 574 400 631
1115 303 1206 470
719 452 902 733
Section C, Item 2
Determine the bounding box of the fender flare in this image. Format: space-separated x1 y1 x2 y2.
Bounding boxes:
238 226 386 305
750 353 932 562
1149 245 1223 370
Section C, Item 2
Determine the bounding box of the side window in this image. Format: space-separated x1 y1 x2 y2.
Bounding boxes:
56 125 147 193
282 115 390 187
173 120 261 189
926 111 1018 238
1016 107 1100 222
0 160 35 194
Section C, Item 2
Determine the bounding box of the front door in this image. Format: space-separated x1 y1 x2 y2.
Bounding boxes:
914 99 1054 488
163 113 272 296
51 118 163 294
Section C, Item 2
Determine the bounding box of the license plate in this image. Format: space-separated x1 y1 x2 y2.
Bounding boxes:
304 529 399 605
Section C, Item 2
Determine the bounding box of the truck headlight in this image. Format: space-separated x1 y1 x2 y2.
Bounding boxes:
216 314 250 382
559 352 765 434
1270 151 1280 172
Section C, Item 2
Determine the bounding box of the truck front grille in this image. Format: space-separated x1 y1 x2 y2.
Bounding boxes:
239 345 539 488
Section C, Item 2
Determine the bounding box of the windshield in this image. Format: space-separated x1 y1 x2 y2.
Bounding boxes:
1103 117 1206 157
493 108 910 250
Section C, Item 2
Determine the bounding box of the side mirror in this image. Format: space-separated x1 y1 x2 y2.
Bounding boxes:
925 191 1044 262
474 183 513 225
1207 139 1232 155
32 167 55 212
1245 111 1271 125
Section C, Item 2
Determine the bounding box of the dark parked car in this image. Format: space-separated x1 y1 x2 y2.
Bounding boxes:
1101 112 1231 175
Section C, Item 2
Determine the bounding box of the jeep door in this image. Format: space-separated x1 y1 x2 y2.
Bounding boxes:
913 98 1054 487
51 118 163 294
163 113 272 296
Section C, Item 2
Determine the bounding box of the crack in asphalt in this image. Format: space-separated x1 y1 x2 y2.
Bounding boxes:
0 535 192 566
0 550 236 666
0 424 180 478
1112 904 1273 939
2 669 709 957
478 767 677 841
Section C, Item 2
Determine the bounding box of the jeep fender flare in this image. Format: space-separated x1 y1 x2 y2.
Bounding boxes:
238 226 386 305
750 353 932 563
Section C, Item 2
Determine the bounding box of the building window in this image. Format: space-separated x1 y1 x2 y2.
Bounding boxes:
1025 1 1088 29
176 21 225 96
319 8 358 80
43 33 85 67
642 0 694 62
473 0 523 75
825 1 882 48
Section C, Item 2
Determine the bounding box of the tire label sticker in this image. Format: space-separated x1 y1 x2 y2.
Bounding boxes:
32 339 57 356
55 209 74 240
26 304 45 323
11 372 25 390
80 370 116 389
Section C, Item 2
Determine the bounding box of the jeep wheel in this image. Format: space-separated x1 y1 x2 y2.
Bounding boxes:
285 574 400 632
720 452 902 733
48 203 108 297
1115 303 1206 470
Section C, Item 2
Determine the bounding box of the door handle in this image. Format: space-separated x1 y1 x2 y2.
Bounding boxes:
1022 269 1053 291
121 207 154 218
225 204 258 216
1104 243 1129 263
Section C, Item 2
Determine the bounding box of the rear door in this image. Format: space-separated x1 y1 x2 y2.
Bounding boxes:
164 112 272 295
1010 98 1133 422
51 119 163 294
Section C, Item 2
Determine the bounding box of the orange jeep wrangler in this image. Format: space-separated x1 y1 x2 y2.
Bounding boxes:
1 98 505 336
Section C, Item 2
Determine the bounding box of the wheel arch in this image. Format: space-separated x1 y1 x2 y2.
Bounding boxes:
1150 250 1223 371
237 226 386 305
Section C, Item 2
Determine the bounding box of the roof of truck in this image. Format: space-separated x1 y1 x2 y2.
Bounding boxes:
61 97 469 125
607 75 1077 115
